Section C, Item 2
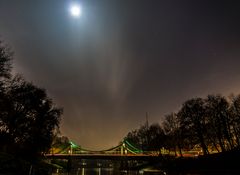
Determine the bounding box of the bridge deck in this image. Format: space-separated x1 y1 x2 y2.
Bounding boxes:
45 154 161 160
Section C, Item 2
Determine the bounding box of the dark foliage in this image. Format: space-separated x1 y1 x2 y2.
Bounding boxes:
126 94 240 156
0 42 62 160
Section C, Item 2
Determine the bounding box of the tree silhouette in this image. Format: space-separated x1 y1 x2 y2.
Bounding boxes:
163 113 183 156
229 95 240 147
177 98 209 155
148 123 165 155
0 43 62 159
205 95 233 152
126 94 240 156
125 123 166 153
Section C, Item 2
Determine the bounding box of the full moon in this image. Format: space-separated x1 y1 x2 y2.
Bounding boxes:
70 4 81 17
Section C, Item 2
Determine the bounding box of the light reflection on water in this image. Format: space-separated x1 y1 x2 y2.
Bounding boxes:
51 159 166 175
52 167 160 175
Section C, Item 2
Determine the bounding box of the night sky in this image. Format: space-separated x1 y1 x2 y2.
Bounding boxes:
1 0 240 150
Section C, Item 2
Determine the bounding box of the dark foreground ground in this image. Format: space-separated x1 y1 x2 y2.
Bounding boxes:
163 148 240 175
0 152 54 175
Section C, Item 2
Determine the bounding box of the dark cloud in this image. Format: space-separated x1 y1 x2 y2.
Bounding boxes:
1 0 240 149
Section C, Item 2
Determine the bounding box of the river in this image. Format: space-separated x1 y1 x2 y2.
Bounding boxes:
52 167 165 175
51 159 166 175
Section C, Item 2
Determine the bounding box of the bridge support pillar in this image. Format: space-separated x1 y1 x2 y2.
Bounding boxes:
67 156 72 174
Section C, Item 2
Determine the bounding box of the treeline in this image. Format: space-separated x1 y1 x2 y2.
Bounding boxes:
0 42 62 160
125 95 240 156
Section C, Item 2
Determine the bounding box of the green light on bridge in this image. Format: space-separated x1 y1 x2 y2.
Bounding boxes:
70 141 79 149
124 139 143 153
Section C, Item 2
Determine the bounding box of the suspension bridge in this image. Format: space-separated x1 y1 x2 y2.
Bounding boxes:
45 139 161 160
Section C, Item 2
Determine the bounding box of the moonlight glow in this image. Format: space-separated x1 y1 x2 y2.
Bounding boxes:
70 4 81 17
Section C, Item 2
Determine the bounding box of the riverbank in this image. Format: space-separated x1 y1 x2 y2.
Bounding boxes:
0 152 55 175
164 148 240 174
